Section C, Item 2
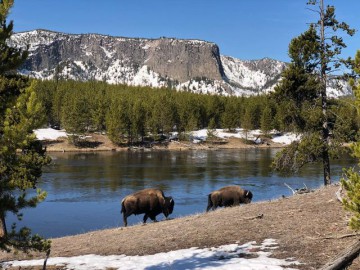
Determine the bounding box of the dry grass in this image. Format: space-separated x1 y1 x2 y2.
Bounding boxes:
1 185 360 269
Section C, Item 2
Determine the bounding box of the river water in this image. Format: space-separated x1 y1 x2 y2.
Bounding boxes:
7 148 356 238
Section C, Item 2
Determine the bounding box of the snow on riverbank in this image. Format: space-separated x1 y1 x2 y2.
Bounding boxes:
191 128 299 145
34 128 299 145
34 128 67 140
2 239 300 270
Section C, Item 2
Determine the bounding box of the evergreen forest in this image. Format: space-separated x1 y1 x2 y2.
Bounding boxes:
33 79 360 146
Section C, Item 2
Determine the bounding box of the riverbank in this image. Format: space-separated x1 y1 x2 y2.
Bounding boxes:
41 131 287 152
1 184 360 269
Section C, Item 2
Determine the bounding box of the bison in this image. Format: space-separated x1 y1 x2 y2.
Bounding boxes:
121 188 174 227
206 185 253 211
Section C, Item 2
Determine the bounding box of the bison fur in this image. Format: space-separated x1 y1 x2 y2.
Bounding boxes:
206 185 253 211
121 188 174 227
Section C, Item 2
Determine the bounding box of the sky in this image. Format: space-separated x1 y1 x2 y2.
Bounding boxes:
8 0 360 63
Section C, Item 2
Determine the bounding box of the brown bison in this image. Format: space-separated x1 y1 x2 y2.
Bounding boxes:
206 185 253 211
121 188 174 227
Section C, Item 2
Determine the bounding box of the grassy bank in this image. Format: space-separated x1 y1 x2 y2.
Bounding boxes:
1 185 360 269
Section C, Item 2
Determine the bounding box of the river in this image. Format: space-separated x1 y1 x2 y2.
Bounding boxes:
7 148 356 238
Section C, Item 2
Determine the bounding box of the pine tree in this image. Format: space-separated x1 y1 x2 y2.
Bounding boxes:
61 90 91 145
221 98 239 132
242 108 253 141
0 0 27 74
260 105 273 136
131 99 146 143
0 0 51 252
341 50 360 230
272 0 354 185
106 96 132 145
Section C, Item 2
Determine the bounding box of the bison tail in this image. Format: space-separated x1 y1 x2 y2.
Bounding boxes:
120 199 125 214
206 194 213 212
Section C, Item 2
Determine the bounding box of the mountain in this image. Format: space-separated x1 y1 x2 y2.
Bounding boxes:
10 29 352 97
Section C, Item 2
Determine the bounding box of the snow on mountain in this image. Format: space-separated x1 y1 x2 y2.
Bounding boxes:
10 29 352 98
221 55 287 96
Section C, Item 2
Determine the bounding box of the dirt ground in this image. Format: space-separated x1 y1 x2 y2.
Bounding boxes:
1 185 360 269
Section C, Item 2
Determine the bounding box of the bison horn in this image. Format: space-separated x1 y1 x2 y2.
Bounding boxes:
246 191 249 196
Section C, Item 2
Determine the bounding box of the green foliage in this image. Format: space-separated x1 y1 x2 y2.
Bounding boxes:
271 0 354 184
341 165 360 230
61 91 91 145
341 50 360 230
32 77 358 149
221 97 240 131
272 133 323 173
271 27 320 133
0 78 51 252
0 0 28 75
106 95 132 145
288 25 320 72
0 0 51 253
260 104 273 136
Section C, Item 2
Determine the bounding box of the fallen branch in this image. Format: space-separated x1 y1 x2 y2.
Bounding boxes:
239 214 264 221
323 233 360 240
284 183 296 195
319 239 360 270
284 183 312 195
335 186 343 203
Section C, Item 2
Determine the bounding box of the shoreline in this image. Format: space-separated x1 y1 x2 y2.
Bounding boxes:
1 184 360 269
42 135 287 153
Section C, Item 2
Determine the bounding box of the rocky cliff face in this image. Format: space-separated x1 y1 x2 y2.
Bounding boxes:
10 30 352 97
11 30 224 83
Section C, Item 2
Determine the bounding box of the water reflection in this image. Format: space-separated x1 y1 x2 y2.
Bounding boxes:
7 148 356 238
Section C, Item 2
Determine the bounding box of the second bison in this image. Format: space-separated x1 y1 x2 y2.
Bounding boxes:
206 185 253 211
121 188 174 227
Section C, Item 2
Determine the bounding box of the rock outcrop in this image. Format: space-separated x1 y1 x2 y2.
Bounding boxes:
9 29 352 97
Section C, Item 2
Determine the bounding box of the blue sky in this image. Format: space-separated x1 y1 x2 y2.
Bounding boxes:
8 0 360 62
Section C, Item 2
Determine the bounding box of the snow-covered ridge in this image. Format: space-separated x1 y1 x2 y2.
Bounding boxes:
11 29 214 50
9 29 75 51
221 55 287 95
10 29 352 98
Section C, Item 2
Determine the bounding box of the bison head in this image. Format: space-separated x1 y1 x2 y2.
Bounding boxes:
162 196 174 218
243 190 253 204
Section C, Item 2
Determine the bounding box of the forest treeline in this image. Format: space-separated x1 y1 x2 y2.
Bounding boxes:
33 79 360 145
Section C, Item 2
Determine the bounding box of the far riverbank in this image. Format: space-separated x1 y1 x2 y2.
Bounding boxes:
41 132 287 152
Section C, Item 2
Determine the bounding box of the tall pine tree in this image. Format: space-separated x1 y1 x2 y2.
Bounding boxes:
272 0 354 185
0 0 51 252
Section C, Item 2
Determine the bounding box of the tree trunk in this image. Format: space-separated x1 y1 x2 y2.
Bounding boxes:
320 239 360 270
0 213 7 239
320 0 331 185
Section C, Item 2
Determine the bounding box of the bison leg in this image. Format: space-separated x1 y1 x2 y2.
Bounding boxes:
123 211 129 227
229 198 239 207
206 194 214 212
143 214 149 224
144 214 158 223
122 209 135 227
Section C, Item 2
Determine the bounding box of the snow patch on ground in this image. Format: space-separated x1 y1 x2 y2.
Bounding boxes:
271 133 300 145
191 128 299 145
34 128 67 140
2 239 300 270
33 128 299 145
